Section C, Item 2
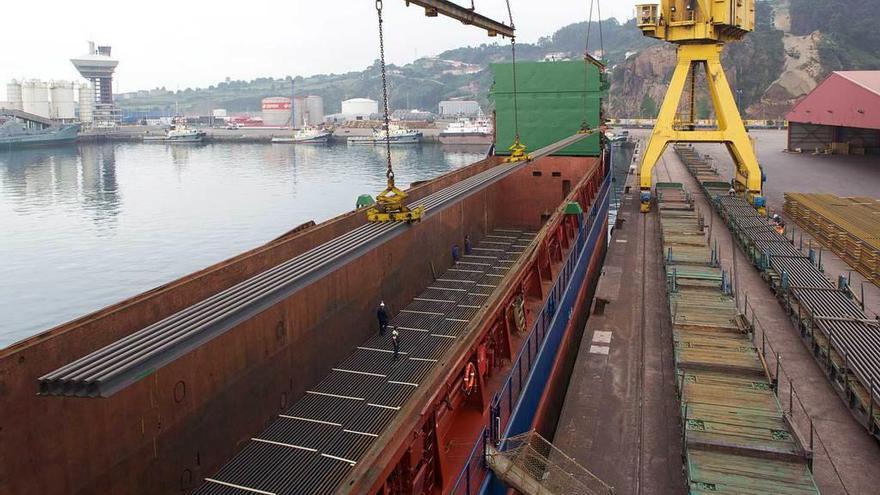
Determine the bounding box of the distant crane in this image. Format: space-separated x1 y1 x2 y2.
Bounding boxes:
635 0 766 214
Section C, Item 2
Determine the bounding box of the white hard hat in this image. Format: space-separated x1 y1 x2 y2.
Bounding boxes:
380 301 385 306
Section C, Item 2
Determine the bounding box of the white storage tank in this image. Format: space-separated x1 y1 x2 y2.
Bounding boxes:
6 80 23 110
78 83 94 123
262 96 292 127
50 81 76 120
23 80 51 118
292 96 307 128
305 95 324 126
341 98 379 120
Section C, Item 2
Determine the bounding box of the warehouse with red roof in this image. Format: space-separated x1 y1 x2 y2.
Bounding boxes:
787 71 880 155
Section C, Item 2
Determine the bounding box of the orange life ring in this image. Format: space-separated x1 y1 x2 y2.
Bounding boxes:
462 362 478 395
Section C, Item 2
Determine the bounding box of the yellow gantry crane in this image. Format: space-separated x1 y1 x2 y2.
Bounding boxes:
635 0 766 213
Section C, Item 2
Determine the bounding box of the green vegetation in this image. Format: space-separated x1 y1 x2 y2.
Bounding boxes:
117 2 880 119
723 1 786 109
790 0 880 71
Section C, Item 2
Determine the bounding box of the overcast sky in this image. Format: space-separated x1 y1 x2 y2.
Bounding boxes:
2 1 638 96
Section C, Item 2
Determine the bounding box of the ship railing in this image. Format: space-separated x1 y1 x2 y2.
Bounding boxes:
449 165 611 495
450 428 489 495
493 172 608 441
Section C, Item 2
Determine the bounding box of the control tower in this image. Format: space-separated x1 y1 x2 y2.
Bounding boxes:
71 42 120 123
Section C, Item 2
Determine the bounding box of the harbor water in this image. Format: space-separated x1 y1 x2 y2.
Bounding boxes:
0 142 484 347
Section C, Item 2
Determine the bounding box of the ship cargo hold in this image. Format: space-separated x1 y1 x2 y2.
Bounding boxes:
2 61 606 495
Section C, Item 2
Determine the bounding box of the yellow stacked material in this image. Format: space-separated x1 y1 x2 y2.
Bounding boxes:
784 193 880 286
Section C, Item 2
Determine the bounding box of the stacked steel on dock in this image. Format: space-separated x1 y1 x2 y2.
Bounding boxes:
675 144 880 441
657 181 819 494
784 193 880 286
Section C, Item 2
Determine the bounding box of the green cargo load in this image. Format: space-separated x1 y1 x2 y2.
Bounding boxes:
491 61 603 157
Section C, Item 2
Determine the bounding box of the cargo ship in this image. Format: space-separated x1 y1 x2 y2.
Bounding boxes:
0 120 80 149
2 60 605 495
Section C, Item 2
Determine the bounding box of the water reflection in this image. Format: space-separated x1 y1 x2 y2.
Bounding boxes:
0 141 483 346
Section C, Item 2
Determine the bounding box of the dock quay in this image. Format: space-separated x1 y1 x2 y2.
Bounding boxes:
665 140 880 494
675 144 880 441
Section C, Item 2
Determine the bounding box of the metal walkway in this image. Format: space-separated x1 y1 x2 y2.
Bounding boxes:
39 134 589 398
193 230 535 495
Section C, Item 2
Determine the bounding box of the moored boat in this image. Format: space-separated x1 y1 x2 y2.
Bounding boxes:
439 117 493 145
143 118 206 143
347 123 422 145
271 125 332 144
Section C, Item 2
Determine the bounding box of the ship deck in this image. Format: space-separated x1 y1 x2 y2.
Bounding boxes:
195 229 536 495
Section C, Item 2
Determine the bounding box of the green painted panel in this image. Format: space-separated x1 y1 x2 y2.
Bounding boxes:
491 61 603 157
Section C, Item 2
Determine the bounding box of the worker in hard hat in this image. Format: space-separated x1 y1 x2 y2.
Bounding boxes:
377 301 389 336
391 329 400 361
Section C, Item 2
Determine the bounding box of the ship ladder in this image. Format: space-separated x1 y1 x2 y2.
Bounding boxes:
512 295 526 333
486 431 613 495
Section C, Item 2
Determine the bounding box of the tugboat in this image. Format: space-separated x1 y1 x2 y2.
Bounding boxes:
347 122 422 145
439 116 493 145
271 125 332 144
143 117 205 143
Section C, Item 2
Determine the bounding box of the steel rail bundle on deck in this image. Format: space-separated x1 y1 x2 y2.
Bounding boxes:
193 230 535 495
674 144 880 438
38 134 590 398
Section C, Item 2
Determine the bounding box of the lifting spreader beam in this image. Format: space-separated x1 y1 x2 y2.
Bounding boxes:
403 0 514 38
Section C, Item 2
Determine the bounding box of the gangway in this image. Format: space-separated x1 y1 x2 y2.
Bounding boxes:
486 431 614 495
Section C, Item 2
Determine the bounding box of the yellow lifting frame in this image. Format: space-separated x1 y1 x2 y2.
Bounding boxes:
638 43 765 213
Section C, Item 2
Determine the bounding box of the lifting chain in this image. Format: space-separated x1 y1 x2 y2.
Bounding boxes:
376 0 395 187
504 0 529 162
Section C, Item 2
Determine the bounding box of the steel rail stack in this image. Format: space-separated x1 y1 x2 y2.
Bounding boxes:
658 182 819 495
674 144 880 440
784 193 880 287
38 134 592 398
193 230 536 495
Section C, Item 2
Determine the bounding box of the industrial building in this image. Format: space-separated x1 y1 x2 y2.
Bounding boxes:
70 41 119 123
439 99 480 117
786 71 880 154
341 97 378 120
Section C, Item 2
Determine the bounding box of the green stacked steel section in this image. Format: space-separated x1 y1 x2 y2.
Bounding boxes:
491 61 602 157
658 184 819 495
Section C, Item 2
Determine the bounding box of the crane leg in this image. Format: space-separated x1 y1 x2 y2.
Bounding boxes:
639 44 765 213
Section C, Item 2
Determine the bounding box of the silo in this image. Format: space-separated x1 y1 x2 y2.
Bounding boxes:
22 80 51 118
21 80 35 114
78 83 94 123
262 96 292 127
341 98 379 119
305 96 324 125
50 81 76 120
6 80 23 110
